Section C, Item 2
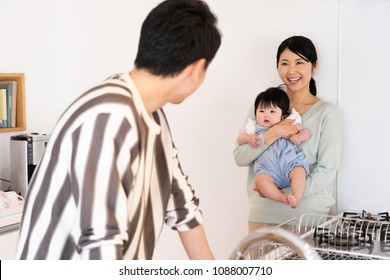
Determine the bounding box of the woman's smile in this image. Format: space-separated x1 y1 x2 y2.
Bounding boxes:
287 77 301 85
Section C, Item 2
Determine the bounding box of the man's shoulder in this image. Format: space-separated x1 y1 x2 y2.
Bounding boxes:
104 73 127 82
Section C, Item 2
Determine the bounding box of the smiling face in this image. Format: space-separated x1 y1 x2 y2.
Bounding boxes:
255 104 283 128
277 48 317 94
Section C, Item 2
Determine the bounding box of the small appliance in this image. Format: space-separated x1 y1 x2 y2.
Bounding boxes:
10 133 50 197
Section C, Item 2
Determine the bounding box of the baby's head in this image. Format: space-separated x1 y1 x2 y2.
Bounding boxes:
254 87 290 127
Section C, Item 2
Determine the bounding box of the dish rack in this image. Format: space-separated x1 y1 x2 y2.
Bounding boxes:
230 212 390 260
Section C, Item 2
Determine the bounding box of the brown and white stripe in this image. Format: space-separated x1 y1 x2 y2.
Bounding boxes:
16 73 203 260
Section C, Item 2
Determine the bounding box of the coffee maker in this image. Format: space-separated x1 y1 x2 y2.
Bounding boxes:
10 133 50 197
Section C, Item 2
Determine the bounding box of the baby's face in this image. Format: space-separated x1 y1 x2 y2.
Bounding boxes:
256 105 283 128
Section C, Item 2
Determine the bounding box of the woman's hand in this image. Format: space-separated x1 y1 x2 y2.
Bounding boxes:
263 119 298 145
275 119 299 139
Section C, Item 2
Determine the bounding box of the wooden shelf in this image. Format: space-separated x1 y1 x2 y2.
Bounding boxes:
0 73 26 132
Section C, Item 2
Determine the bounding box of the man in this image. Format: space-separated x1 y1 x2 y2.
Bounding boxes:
16 0 221 260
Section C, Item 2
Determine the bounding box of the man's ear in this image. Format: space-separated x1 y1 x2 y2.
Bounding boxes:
190 58 206 80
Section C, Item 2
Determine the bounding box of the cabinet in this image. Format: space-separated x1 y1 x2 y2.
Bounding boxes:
0 73 26 132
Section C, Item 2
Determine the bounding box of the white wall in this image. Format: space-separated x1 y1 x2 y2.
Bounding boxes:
2 0 386 260
338 0 390 212
155 0 339 259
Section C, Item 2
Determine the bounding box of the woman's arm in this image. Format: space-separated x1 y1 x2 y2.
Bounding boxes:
305 105 342 196
233 106 266 166
233 106 298 166
264 119 298 144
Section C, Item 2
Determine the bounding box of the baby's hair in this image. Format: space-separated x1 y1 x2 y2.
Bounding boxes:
254 87 290 118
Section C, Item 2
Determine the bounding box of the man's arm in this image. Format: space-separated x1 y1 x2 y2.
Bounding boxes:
179 225 215 260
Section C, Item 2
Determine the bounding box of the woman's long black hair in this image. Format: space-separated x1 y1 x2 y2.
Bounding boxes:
276 36 318 96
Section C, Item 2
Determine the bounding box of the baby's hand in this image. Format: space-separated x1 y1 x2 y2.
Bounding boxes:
290 134 303 145
247 134 260 148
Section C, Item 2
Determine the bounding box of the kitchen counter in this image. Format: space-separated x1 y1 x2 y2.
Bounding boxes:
0 205 23 259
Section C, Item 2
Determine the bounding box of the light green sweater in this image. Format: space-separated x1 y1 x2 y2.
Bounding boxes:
233 100 343 224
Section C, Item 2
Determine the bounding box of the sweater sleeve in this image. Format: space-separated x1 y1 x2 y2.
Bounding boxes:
233 105 269 166
305 104 343 196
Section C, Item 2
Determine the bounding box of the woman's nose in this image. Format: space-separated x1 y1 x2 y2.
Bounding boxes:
287 65 295 74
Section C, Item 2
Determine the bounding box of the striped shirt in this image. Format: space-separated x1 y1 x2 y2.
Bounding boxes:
16 73 203 259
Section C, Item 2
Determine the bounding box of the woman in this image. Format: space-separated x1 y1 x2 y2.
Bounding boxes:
234 36 342 233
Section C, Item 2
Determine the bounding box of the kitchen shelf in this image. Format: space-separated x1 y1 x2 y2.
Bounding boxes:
0 73 26 132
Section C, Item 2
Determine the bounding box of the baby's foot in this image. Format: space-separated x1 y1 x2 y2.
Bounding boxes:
280 194 289 205
286 195 301 209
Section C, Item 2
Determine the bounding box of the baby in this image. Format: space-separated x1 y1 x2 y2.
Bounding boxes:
237 87 310 208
